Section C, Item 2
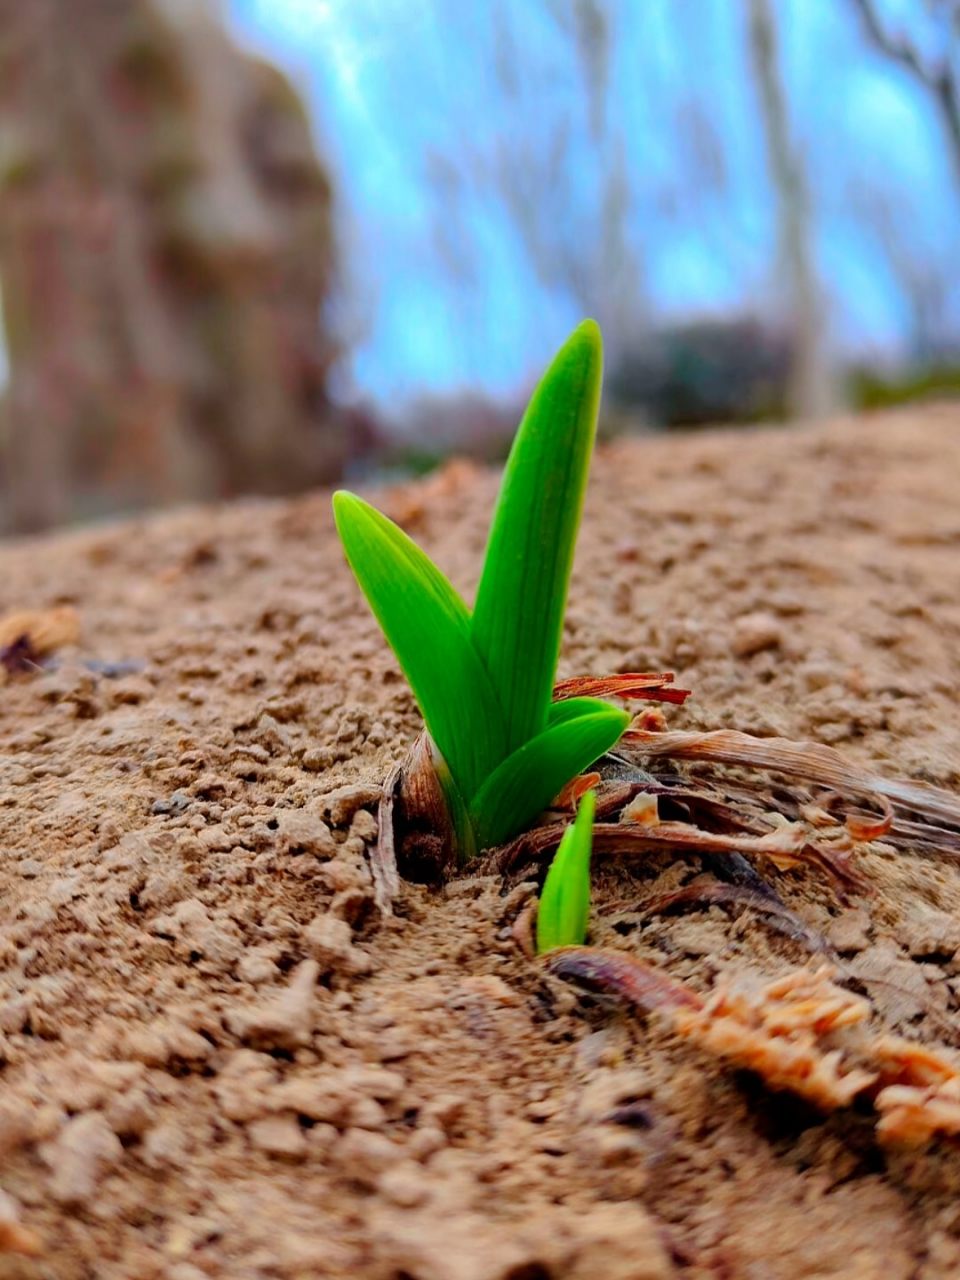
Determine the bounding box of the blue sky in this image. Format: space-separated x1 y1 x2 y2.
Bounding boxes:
225 0 960 408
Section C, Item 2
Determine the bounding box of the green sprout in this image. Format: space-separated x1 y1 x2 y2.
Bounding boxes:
536 789 596 954
332 321 629 859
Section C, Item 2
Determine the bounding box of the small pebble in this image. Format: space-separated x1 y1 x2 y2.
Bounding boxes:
226 960 320 1050
247 1114 307 1160
274 810 337 858
731 611 783 658
321 783 382 827
378 1160 431 1207
336 1127 404 1183
42 1112 122 1206
303 915 373 978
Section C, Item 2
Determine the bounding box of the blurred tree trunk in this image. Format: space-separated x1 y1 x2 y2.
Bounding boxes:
746 0 827 421
0 0 346 532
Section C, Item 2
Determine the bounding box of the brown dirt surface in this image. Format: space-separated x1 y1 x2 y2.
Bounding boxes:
1 404 960 1280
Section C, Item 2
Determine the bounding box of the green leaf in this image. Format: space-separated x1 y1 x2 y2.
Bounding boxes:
547 696 618 727
468 706 628 852
536 789 596 954
332 492 507 802
471 320 604 754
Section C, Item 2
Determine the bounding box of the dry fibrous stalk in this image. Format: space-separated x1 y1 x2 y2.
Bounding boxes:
628 728 960 854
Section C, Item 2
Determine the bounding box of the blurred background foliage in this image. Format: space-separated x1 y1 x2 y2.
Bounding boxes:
0 0 958 529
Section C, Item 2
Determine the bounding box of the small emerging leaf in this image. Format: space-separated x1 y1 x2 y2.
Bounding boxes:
537 790 596 954
468 706 628 852
332 492 507 801
471 320 604 754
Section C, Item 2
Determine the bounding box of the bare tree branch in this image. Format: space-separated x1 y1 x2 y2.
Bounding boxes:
850 0 960 189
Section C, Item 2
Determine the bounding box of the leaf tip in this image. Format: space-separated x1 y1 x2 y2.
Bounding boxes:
573 316 602 352
332 489 358 523
559 320 602 379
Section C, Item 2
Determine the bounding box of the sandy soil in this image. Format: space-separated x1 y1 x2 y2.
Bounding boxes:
1 404 960 1280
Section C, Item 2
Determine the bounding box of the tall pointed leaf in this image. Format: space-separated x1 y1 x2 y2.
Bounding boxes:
471 320 603 753
333 492 507 801
468 705 628 852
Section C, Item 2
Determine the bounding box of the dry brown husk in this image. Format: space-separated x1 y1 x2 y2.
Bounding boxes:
375 730 458 901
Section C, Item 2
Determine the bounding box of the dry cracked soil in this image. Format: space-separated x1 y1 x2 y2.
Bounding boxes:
1 404 960 1280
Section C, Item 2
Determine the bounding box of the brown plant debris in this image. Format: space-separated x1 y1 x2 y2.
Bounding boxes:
487 730 893 898
874 1081 960 1147
669 965 878 1111
546 946 704 1014
554 672 692 705
549 948 960 1146
871 1037 960 1146
556 771 603 811
0 605 80 678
